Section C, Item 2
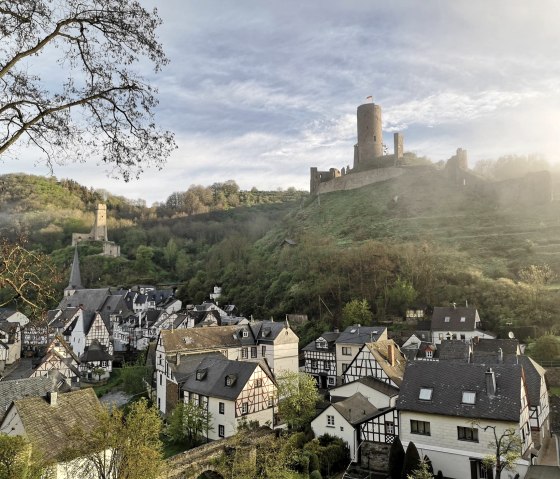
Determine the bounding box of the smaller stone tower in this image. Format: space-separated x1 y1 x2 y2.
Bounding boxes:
354 102 383 169
90 203 108 241
394 132 404 160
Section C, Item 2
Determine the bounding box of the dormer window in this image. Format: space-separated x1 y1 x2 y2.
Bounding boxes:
242 330 248 338
462 391 476 404
315 339 327 349
419 388 433 401
460 317 466 322
425 350 433 359
196 369 207 381
225 374 237 387
444 316 450 323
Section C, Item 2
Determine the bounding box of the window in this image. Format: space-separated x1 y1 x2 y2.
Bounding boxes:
462 391 476 404
251 347 257 358
460 316 466 322
328 377 335 385
242 330 248 338
268 397 274 407
219 402 225 414
323 361 330 370
242 402 248 415
219 425 225 437
419 388 433 401
342 363 349 373
410 420 430 435
425 350 433 359
327 415 335 427
311 360 318 369
385 421 395 435
342 347 352 356
457 426 478 442
460 334 466 340
444 316 450 322
261 346 266 356
241 348 248 359
438 333 443 340
255 378 263 388
159 373 162 386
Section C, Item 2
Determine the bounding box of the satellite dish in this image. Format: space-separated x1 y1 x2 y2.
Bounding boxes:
508 331 515 339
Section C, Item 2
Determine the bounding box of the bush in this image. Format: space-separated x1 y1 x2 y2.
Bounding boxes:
402 441 421 479
388 437 405 478
304 435 350 477
310 471 323 479
308 452 320 473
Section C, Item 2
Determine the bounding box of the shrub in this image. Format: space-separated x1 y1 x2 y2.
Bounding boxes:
310 471 323 479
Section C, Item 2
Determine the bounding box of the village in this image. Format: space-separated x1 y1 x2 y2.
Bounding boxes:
0 243 557 479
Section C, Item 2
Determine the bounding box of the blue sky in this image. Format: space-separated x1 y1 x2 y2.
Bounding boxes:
4 0 560 204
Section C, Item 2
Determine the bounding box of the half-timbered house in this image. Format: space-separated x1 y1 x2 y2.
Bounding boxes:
397 361 533 479
302 331 340 388
329 376 399 408
0 320 21 370
31 336 81 385
181 356 277 440
335 326 387 380
343 339 406 388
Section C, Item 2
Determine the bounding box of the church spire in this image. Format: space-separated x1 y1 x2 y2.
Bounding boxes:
64 246 83 296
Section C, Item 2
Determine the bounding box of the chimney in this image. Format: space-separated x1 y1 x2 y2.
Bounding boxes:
334 328 339 333
388 343 395 367
486 368 496 397
176 352 181 366
48 391 58 406
498 348 503 363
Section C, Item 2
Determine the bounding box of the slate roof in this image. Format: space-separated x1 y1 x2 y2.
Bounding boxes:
80 340 113 363
330 376 400 401
180 356 267 401
437 340 470 361
474 338 520 356
431 306 479 331
397 362 523 422
161 325 254 353
0 308 17 321
336 325 386 345
332 392 379 425
517 356 546 406
250 320 291 343
65 246 83 291
8 388 101 461
302 331 340 352
0 372 71 420
58 288 112 311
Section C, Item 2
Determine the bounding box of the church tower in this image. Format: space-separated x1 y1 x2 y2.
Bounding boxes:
64 246 83 297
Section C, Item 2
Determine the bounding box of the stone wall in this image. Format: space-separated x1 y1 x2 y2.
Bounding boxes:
315 167 404 195
360 441 390 472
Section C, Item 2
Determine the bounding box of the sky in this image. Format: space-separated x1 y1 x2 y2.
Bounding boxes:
3 0 560 205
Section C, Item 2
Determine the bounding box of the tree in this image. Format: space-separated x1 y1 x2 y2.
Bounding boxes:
166 401 213 447
276 371 320 430
518 264 555 308
0 0 175 179
0 434 46 479
479 424 522 479
532 334 560 361
92 366 105 382
387 277 417 315
341 299 373 329
407 459 434 479
0 239 60 321
401 441 421 479
388 436 405 478
62 397 163 479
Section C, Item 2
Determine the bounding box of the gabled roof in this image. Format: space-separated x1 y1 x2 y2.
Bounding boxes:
0 308 17 321
64 246 83 292
361 340 406 386
302 331 340 352
517 356 546 406
335 325 386 345
431 306 479 331
437 340 470 361
397 362 523 422
0 372 71 419
58 288 112 311
331 392 379 425
474 338 520 356
80 340 113 363
160 325 254 353
250 320 292 342
330 376 400 400
6 388 101 461
180 356 268 401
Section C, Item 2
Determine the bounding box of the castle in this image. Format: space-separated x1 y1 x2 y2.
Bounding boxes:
71 203 120 257
309 100 553 205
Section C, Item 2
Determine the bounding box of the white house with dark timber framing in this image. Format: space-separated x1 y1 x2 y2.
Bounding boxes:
302 331 340 389
343 339 406 388
397 361 533 479
181 356 277 440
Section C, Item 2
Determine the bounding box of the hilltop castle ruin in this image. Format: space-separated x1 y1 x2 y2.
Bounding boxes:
71 203 120 257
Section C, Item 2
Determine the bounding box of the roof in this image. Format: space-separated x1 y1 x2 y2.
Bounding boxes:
331 376 400 400
431 306 479 331
302 331 340 352
361 340 406 386
80 340 113 363
58 288 112 311
0 308 17 321
474 338 520 356
397 362 523 422
0 372 71 419
180 356 267 401
518 356 546 406
65 246 83 291
250 320 292 343
331 392 379 425
8 388 102 461
336 325 386 345
160 325 254 353
437 340 470 361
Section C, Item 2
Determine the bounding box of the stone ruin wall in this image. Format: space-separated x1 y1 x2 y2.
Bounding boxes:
314 166 404 195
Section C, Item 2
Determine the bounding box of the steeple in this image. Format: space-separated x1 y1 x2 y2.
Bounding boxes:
64 246 83 296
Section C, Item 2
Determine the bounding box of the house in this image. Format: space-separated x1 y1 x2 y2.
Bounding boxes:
31 336 81 385
343 339 406 388
155 321 298 414
302 331 340 388
0 319 21 370
431 306 495 345
397 361 533 479
0 388 103 479
0 308 30 327
311 392 379 462
181 356 277 440
79 340 113 380
335 325 387 380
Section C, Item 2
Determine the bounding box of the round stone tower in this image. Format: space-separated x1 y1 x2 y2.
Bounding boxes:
355 102 383 169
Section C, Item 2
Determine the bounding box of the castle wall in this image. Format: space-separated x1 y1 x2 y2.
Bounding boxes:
315 167 404 195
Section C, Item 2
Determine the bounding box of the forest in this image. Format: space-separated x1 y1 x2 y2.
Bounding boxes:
2 154 560 351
